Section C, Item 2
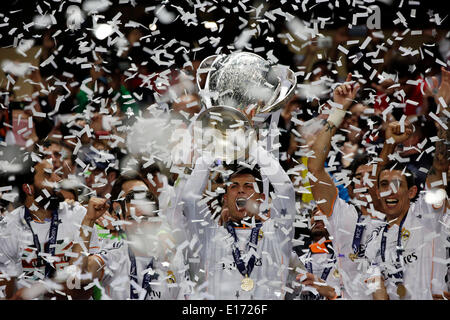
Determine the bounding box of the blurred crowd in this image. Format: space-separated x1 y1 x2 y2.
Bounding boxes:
0 14 450 300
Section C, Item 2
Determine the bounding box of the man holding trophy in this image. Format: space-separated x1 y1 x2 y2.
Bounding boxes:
181 52 298 299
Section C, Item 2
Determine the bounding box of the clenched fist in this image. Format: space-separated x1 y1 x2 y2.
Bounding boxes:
385 121 413 145
86 197 109 222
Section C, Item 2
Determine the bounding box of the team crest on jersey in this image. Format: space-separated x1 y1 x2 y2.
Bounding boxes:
258 229 264 240
401 228 410 245
166 270 176 284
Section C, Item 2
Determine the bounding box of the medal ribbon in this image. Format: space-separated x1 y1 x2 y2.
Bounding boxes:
128 247 158 300
380 214 407 283
226 222 262 279
352 210 366 257
24 207 59 278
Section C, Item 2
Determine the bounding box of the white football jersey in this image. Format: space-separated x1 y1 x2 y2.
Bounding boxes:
95 239 189 300
364 193 449 300
320 194 385 299
297 249 341 299
0 202 100 292
182 146 296 300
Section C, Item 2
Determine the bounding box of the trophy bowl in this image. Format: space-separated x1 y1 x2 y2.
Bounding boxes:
197 52 297 115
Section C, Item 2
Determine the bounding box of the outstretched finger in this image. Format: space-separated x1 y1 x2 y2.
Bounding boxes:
432 76 439 90
342 85 348 95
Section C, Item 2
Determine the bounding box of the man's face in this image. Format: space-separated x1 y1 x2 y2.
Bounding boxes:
350 164 377 203
334 26 349 45
44 143 63 171
345 104 365 128
399 130 421 157
119 179 162 257
85 169 108 196
172 94 201 118
33 160 60 196
121 180 157 221
223 173 264 222
377 169 416 219
27 160 62 209
343 104 366 143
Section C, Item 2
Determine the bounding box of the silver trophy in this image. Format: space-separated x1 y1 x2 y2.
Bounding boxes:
195 52 297 162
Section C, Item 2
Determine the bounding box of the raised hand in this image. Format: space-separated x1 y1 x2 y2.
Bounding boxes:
333 73 360 110
385 120 413 145
425 67 450 110
86 197 109 223
437 67 450 106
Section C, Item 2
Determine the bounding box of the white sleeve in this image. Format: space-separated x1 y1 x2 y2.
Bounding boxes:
70 203 101 254
284 251 304 299
413 192 447 232
254 145 296 227
323 195 359 245
96 241 127 285
0 214 22 277
163 182 188 231
442 208 450 236
171 247 191 300
181 155 215 228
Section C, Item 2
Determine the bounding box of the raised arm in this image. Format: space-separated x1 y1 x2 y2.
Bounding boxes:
254 144 294 196
428 124 450 189
252 143 296 217
377 121 413 173
427 68 450 189
64 197 108 299
181 154 215 223
308 73 360 216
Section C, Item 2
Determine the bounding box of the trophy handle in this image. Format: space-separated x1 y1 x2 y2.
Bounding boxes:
257 66 297 114
196 54 221 92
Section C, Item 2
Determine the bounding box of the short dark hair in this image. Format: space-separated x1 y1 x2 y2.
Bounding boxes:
138 159 162 177
109 170 159 216
348 152 373 178
377 161 416 190
225 165 264 194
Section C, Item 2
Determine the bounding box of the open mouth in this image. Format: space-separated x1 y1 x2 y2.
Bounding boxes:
236 198 247 210
385 198 399 208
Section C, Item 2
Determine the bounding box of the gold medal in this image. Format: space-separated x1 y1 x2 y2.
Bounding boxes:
333 269 340 278
397 283 407 299
348 253 357 261
241 275 254 291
